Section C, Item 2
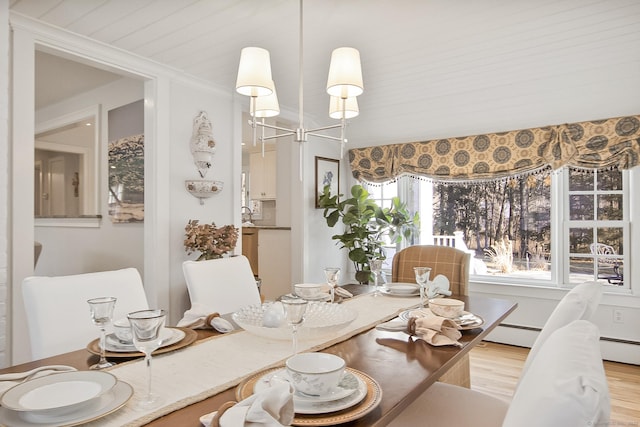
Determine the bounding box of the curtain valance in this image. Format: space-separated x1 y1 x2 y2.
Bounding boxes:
349 114 640 184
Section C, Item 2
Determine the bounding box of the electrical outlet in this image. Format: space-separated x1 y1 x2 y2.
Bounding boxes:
613 308 624 324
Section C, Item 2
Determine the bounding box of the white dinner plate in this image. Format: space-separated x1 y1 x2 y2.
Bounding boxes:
380 283 420 297
254 368 366 414
103 327 184 352
0 380 132 427
0 371 117 416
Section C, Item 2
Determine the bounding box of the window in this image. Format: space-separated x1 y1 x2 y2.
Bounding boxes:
565 168 627 287
378 167 631 290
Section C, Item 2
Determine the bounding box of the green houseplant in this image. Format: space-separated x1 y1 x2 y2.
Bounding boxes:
319 184 420 284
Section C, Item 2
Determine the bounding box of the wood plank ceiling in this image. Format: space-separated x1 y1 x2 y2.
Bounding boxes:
10 0 640 148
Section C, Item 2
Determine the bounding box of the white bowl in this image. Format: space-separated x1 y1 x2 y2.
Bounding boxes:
233 301 357 340
112 318 132 343
294 283 325 300
286 353 345 396
429 298 465 318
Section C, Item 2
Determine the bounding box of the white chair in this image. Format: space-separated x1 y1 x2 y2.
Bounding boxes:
182 256 261 315
520 280 602 377
23 268 149 360
388 320 610 427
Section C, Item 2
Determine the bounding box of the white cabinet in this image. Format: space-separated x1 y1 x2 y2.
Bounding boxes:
249 151 276 200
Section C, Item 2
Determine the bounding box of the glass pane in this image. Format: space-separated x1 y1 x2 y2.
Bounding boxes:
569 228 593 254
383 182 398 199
597 194 623 220
568 169 593 191
366 185 382 199
597 169 622 191
569 195 594 220
596 227 623 254
569 256 594 281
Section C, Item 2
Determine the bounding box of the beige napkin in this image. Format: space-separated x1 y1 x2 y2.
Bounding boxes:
200 379 294 427
177 303 221 329
407 313 462 347
320 283 353 299
0 366 77 394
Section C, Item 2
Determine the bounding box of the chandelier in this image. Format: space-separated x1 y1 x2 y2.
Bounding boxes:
235 0 364 159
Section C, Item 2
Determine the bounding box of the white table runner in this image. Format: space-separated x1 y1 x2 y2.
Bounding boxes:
87 293 421 426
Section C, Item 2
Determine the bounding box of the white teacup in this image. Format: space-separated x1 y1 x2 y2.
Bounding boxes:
113 318 133 343
285 353 345 396
294 283 325 300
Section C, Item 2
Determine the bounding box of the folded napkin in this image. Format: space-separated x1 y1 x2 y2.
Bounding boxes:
200 379 294 427
177 303 222 329
407 314 462 347
320 283 353 299
0 365 77 394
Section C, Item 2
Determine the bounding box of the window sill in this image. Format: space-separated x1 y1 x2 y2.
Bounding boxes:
35 216 102 228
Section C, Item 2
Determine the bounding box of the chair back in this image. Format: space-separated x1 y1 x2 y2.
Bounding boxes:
521 281 602 376
23 268 149 360
391 245 470 296
182 256 261 314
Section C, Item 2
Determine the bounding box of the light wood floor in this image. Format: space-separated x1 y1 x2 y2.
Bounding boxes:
469 341 640 424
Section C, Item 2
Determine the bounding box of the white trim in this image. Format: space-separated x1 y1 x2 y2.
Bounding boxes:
34 217 101 228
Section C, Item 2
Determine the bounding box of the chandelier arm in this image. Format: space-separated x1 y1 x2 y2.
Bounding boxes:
305 133 343 142
255 122 296 133
260 132 296 141
305 123 343 133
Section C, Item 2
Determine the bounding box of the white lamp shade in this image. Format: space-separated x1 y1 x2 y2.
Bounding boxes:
326 47 364 98
236 47 274 97
251 84 280 118
329 96 359 119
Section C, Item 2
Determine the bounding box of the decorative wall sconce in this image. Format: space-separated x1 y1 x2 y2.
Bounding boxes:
185 179 223 205
186 111 223 204
190 111 216 178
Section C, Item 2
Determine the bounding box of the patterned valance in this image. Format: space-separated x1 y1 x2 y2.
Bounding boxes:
349 115 640 183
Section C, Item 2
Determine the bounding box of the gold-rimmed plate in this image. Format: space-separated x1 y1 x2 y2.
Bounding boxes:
86 327 197 358
236 367 382 426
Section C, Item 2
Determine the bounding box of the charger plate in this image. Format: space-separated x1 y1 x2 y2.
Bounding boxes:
236 367 382 426
86 327 197 358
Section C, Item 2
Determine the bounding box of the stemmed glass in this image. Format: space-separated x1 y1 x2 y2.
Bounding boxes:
281 296 308 355
413 266 432 306
323 267 340 302
87 296 117 370
370 259 384 297
128 309 166 409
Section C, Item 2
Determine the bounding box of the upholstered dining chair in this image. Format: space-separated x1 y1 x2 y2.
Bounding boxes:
388 319 610 427
182 255 261 315
22 267 149 360
392 245 471 387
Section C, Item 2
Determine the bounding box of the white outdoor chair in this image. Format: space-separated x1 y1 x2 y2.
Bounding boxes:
182 256 261 315
23 268 149 360
388 320 610 427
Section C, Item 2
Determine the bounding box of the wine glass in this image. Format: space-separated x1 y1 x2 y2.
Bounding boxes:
128 309 166 409
87 296 117 370
413 266 432 306
323 267 340 302
370 259 384 297
281 296 308 355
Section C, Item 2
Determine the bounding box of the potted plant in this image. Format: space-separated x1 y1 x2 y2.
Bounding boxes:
318 184 420 284
184 220 239 261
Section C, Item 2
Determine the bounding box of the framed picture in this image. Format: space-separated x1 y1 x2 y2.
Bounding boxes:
315 156 340 208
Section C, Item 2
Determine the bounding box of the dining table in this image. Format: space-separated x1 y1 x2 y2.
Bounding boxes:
0 285 517 427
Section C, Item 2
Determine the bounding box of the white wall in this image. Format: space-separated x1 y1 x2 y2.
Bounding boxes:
0 0 10 367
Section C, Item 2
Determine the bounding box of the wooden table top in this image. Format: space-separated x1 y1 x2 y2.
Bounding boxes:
1 287 517 426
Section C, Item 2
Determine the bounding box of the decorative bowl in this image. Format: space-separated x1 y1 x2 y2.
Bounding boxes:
233 301 357 340
285 353 346 396
185 179 223 204
429 298 465 318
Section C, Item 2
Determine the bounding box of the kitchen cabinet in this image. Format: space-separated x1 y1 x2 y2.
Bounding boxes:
241 227 259 276
249 150 276 200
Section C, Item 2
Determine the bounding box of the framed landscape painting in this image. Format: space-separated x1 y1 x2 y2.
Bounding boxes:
315 156 339 208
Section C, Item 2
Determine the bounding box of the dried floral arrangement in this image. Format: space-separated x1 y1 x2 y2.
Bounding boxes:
184 220 239 261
